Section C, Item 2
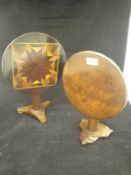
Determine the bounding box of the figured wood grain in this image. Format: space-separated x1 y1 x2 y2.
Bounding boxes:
63 51 127 120
63 51 127 144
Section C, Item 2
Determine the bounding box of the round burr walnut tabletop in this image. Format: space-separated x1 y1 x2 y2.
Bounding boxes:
62 51 127 144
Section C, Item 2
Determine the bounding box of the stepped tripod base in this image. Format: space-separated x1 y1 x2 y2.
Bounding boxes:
79 119 113 144
17 94 51 124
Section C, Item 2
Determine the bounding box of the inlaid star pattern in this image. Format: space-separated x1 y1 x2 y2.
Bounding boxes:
12 43 60 89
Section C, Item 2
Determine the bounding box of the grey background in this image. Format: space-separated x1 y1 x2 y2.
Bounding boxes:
0 0 131 175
